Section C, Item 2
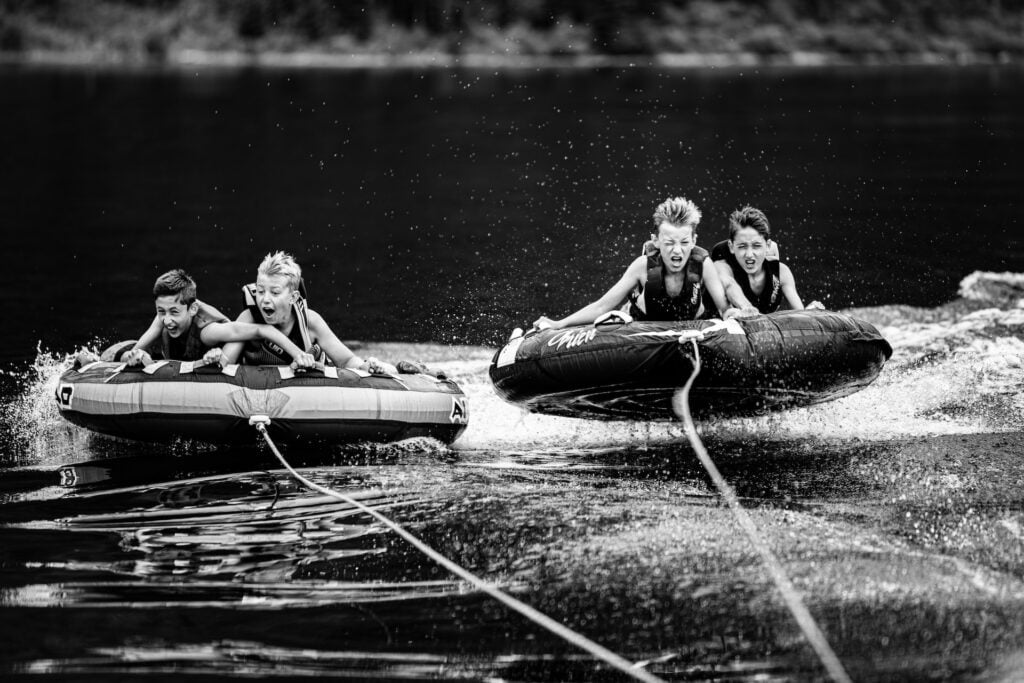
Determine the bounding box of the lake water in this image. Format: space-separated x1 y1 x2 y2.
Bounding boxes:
2 64 1024 681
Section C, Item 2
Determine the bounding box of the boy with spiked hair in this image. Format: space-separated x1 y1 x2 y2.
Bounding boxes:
533 197 744 330
220 251 397 374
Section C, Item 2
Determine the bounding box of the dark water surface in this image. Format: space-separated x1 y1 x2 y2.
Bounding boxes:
2 65 1024 681
1 65 1022 360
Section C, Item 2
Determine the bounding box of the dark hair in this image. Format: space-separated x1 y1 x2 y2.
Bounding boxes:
153 269 197 305
728 206 771 241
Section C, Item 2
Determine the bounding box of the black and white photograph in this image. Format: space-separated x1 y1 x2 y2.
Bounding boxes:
1 1 1022 680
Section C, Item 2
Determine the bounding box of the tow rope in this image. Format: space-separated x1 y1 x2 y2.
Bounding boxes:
248 416 666 683
673 334 852 683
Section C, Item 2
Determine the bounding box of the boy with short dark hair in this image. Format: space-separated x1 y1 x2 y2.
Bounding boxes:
708 207 823 314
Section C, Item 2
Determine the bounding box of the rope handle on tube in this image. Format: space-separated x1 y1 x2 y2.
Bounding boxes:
290 360 328 374
593 310 633 327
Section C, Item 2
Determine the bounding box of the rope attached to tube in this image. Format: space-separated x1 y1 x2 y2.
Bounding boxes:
248 416 667 683
672 336 852 683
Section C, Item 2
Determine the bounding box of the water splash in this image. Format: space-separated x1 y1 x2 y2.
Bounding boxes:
0 345 88 464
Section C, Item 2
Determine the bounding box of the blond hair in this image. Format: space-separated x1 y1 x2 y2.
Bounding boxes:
653 197 702 230
257 251 302 291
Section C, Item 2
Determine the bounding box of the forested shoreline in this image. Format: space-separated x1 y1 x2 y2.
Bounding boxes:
2 0 1023 66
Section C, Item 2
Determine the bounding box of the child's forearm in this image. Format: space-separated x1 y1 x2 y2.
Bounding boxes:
257 326 306 360
723 281 754 311
132 316 162 352
220 341 245 364
559 300 612 327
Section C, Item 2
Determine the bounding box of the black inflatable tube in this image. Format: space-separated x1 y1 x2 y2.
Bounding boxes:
489 310 892 421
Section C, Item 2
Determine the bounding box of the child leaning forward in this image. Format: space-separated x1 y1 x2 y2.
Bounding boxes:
78 269 315 369
219 251 397 375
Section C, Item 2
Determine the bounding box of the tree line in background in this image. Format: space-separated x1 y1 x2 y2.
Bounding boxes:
2 0 1023 60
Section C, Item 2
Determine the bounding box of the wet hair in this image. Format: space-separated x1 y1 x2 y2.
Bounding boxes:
258 251 302 291
152 269 197 305
653 197 702 231
728 206 771 240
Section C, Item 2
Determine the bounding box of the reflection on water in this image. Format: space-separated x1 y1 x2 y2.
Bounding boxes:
3 423 1024 680
17 641 810 681
6 467 446 592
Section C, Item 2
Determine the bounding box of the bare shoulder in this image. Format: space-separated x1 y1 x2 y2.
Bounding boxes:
627 255 648 281
305 308 331 333
199 299 229 320
702 258 723 280
235 309 255 323
714 259 737 281
305 307 325 324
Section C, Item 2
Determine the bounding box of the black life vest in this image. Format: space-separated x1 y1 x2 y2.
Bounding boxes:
629 245 707 321
710 240 783 314
240 284 325 365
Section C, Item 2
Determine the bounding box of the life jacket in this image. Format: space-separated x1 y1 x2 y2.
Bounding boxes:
628 244 708 321
152 300 230 361
240 283 325 365
709 240 783 314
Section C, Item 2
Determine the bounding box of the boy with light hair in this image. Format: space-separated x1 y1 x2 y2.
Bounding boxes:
221 251 397 374
533 196 742 330
653 196 702 230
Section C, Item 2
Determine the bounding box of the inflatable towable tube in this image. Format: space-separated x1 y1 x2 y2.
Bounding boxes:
56 360 469 445
489 309 892 421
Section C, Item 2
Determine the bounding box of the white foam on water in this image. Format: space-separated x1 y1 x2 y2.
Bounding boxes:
1 347 91 463
958 270 1024 305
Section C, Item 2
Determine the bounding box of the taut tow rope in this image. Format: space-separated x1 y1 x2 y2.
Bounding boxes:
673 334 852 683
248 416 667 683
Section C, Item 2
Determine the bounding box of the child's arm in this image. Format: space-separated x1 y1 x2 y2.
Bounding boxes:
132 315 162 352
779 264 824 310
121 315 163 366
533 258 644 330
307 309 398 374
702 262 734 318
217 311 253 365
779 263 805 310
201 320 315 367
712 261 758 313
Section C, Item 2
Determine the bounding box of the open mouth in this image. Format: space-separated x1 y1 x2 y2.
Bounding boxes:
744 258 757 270
261 306 276 320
